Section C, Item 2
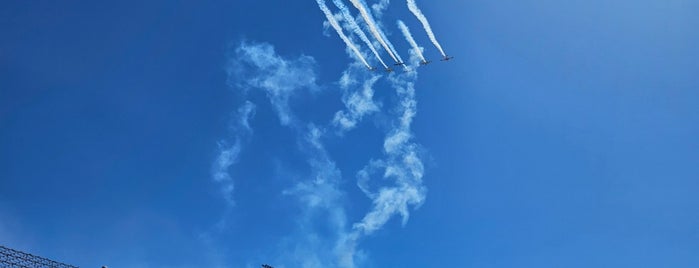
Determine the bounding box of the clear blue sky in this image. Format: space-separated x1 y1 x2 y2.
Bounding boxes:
1 0 698 267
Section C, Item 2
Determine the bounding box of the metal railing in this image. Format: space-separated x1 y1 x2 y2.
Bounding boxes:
0 245 77 268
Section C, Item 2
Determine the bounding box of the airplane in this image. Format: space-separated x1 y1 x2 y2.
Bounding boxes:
441 55 454 61
394 62 405 66
385 67 394 73
420 60 432 66
367 66 377 71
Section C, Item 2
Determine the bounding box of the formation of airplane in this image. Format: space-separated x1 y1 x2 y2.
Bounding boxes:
369 66 397 72
366 57 451 72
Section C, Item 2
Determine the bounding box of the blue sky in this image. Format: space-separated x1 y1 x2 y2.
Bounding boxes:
1 0 698 267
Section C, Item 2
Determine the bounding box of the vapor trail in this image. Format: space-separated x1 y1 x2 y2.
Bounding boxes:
348 0 401 63
381 27 405 64
332 0 388 69
316 0 372 69
407 0 446 57
337 69 426 267
397 20 426 62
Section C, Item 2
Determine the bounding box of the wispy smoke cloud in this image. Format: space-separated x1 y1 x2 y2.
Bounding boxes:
228 42 317 126
218 32 427 267
336 70 426 267
279 124 349 268
214 40 320 206
225 41 350 268
333 71 381 132
407 0 447 57
316 0 372 69
212 101 256 206
397 20 426 62
371 0 391 17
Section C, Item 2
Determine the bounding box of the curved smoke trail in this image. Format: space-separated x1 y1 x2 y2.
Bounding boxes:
332 0 388 69
407 0 446 57
397 20 426 62
336 68 426 268
217 2 435 266
316 0 372 69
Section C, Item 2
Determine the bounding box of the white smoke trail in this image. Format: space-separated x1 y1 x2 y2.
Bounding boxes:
348 0 401 64
226 42 347 267
397 20 426 62
332 0 388 69
212 101 256 206
407 0 446 57
220 16 429 266
333 73 380 132
316 0 372 69
380 25 404 64
280 124 349 268
229 43 426 267
336 69 426 267
230 42 317 126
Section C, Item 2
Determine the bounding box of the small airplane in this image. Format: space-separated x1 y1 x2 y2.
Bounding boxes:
394 62 405 66
420 60 432 66
367 66 377 71
385 67 394 73
441 55 454 61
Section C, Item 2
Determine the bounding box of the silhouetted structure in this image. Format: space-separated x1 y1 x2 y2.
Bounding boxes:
0 245 78 268
261 265 274 268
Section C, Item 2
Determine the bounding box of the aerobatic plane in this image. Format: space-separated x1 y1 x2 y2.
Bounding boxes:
394 62 405 66
420 60 432 66
367 66 377 71
441 55 454 61
385 67 394 73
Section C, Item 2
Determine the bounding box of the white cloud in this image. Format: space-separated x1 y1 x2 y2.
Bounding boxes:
333 73 381 131
280 124 350 268
211 101 256 206
237 101 256 132
214 38 429 267
227 42 317 126
224 42 350 267
335 69 427 266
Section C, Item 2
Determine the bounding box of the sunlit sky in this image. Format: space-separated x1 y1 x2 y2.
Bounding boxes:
1 1 698 267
